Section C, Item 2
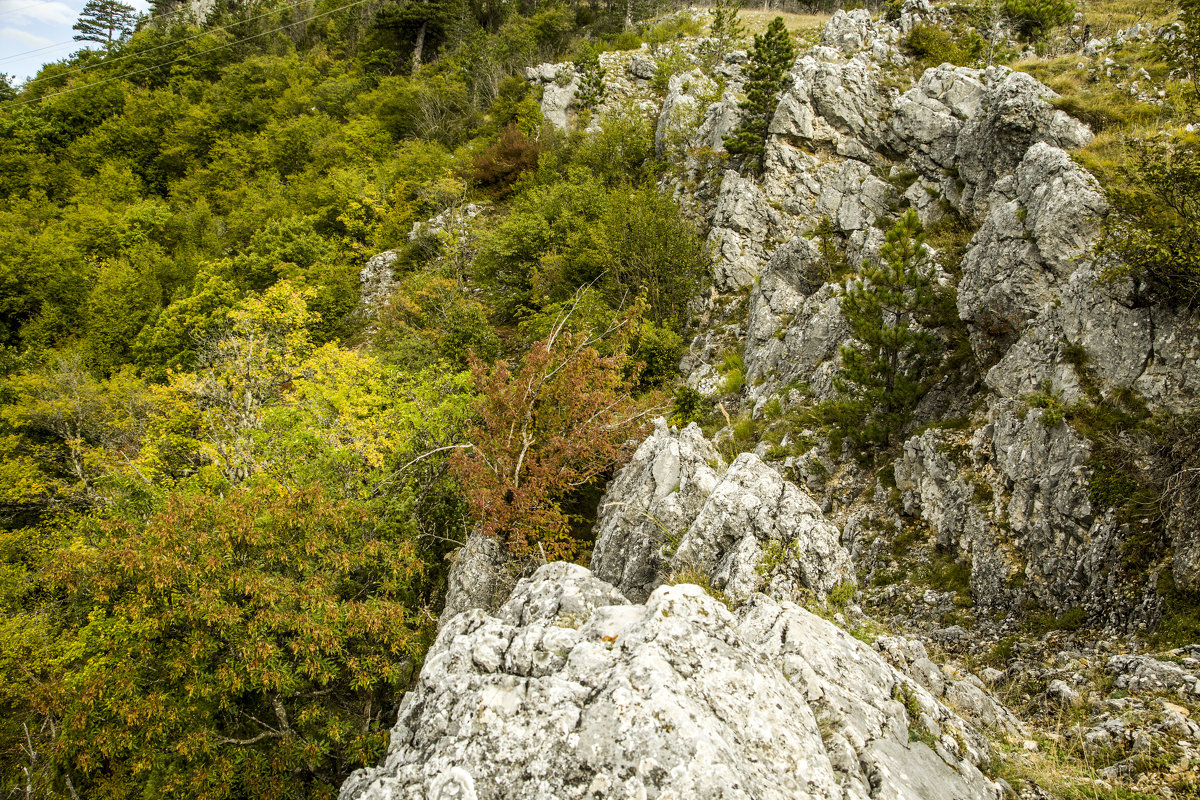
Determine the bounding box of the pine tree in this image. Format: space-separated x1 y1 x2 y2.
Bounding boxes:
703 0 746 65
723 16 794 175
72 0 137 45
574 46 606 113
832 210 956 450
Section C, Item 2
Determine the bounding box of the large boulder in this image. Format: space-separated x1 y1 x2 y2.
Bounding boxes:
957 143 1106 363
820 8 899 59
590 419 854 604
894 399 1140 623
340 563 1004 800
890 64 986 175
770 53 892 157
954 68 1093 219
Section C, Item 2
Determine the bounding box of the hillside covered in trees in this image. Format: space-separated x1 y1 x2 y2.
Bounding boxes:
2 0 1200 797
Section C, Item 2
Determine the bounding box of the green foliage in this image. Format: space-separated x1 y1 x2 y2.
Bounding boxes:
649 49 695 94
1098 134 1200 310
1002 0 1075 41
831 210 957 450
903 22 984 67
1025 604 1089 633
632 321 684 388
598 183 709 327
920 550 973 598
810 215 849 283
829 580 856 609
723 17 795 175
1026 384 1068 427
42 488 430 800
1169 0 1200 100
477 171 705 326
574 45 607 110
670 385 711 426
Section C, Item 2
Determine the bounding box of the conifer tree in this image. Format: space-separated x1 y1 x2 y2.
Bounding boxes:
723 16 794 175
574 46 606 113
72 0 137 45
832 210 955 449
703 0 746 64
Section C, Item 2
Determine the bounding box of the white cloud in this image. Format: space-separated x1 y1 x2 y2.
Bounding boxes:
0 24 53 46
1 1 78 26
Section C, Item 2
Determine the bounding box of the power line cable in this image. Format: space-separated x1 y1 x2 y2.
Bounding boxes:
0 0 377 109
0 38 79 67
19 0 318 86
0 0 247 66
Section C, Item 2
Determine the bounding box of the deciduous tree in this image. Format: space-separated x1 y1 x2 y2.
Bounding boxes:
451 304 657 559
44 487 431 800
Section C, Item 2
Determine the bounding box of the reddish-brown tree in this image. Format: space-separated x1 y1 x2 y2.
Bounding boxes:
451 313 657 560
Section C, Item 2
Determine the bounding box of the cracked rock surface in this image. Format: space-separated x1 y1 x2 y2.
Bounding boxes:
590 418 854 604
339 563 1003 800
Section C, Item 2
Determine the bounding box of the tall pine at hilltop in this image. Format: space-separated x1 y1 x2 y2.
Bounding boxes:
72 0 137 45
724 16 795 175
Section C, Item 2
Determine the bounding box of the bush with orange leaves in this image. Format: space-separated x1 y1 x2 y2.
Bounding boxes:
451 310 660 560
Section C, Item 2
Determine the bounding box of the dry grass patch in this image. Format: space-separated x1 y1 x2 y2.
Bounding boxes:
1075 0 1177 32
738 9 830 41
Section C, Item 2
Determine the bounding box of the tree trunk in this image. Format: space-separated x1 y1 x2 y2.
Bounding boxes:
411 19 427 75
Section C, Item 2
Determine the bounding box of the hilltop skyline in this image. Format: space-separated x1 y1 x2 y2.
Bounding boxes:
0 0 151 83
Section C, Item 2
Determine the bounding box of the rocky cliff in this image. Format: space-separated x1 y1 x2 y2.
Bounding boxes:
346 3 1200 797
340 563 1007 800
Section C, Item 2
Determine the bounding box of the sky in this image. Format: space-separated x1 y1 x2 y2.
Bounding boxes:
0 0 152 83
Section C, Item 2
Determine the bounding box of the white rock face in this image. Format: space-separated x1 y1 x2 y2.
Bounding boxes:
953 68 1093 219
358 250 400 314
742 235 848 402
957 142 1106 362
890 64 986 174
339 563 1004 800
820 8 900 58
892 399 1146 623
590 419 854 604
706 170 787 290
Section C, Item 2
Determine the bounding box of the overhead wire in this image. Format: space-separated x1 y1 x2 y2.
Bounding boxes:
0 0 378 109
0 38 79 67
19 0 321 87
0 0 262 67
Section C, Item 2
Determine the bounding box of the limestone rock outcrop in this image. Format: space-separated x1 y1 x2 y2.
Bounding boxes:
357 250 400 315
892 399 1143 623
590 419 854 604
339 563 1004 800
